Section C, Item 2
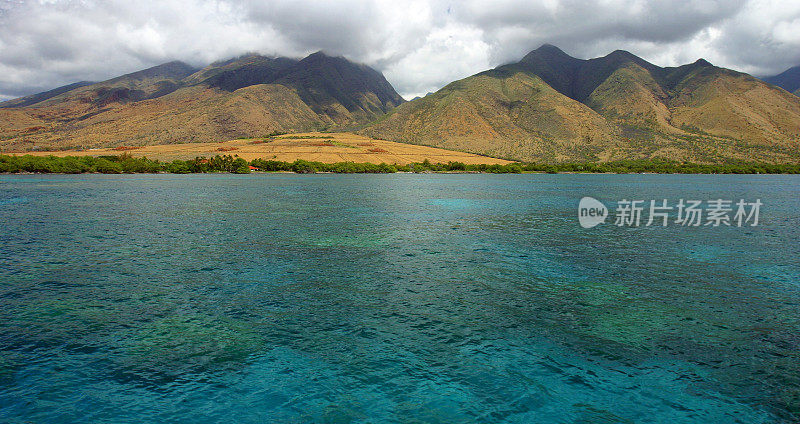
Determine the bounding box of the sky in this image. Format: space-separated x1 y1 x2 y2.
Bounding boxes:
1 0 799 101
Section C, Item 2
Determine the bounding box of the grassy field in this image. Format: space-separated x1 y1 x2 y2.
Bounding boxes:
7 132 511 165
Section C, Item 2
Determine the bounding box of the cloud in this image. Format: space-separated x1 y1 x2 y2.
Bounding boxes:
383 21 491 99
0 0 799 100
452 0 748 64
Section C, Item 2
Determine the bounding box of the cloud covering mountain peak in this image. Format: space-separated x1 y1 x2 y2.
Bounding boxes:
1 0 798 100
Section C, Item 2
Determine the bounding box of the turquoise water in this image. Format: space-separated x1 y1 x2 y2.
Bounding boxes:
0 174 798 423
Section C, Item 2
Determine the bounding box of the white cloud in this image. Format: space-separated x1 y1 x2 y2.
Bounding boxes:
385 21 491 99
1 0 799 99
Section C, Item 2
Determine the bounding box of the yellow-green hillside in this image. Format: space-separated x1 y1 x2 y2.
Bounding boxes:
363 46 800 163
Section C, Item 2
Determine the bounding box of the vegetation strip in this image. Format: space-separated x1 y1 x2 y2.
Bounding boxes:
1 154 799 174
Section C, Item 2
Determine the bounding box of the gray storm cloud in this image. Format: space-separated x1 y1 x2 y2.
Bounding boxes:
0 0 799 101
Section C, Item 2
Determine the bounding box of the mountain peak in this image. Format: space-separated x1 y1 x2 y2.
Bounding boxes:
606 50 637 60
298 51 355 68
694 58 713 67
194 55 298 91
109 60 197 83
523 44 572 61
518 44 578 74
537 44 567 53
280 51 404 116
304 51 338 61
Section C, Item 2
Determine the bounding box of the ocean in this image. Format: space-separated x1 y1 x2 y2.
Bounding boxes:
1 173 798 423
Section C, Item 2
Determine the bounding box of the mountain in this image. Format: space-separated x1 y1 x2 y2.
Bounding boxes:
185 55 298 91
0 52 404 151
0 61 199 110
4 47 799 163
274 52 404 121
362 45 800 163
0 81 95 109
762 66 800 96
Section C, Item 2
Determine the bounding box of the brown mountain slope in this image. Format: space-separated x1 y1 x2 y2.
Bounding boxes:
362 72 617 162
585 62 674 131
669 67 800 148
27 61 198 110
0 52 404 151
26 85 324 148
363 46 800 163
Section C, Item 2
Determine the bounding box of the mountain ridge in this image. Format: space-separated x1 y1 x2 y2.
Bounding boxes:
1 81 97 109
361 45 800 163
2 46 799 164
0 52 405 150
762 65 800 96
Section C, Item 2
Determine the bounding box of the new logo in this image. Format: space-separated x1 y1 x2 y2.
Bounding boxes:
578 197 608 228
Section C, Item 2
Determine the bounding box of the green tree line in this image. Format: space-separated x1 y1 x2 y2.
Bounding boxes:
1 154 798 174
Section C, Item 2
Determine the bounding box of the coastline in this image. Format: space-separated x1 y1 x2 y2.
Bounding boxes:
2 153 799 175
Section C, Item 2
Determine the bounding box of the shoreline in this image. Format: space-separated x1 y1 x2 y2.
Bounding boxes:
2 170 798 176
2 154 799 175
